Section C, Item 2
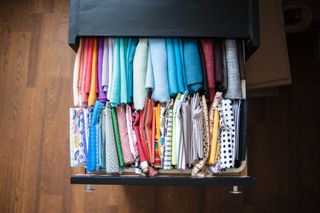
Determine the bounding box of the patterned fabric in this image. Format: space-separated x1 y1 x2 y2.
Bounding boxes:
163 100 174 169
191 93 203 161
126 105 138 160
111 107 125 167
201 95 210 159
133 112 148 173
116 105 134 164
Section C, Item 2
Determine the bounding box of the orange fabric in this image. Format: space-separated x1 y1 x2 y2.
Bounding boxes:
88 38 98 106
144 99 155 163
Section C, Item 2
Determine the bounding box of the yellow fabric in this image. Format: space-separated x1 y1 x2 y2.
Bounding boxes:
208 109 220 164
155 104 161 156
88 38 98 106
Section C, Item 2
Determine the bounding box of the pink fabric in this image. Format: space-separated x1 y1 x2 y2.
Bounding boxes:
200 39 215 101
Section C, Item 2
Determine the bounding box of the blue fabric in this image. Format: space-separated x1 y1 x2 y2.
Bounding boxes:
126 38 138 103
173 39 186 93
166 38 179 97
183 39 203 93
149 38 170 102
87 101 103 172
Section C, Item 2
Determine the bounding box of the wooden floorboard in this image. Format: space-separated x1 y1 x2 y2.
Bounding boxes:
0 0 319 212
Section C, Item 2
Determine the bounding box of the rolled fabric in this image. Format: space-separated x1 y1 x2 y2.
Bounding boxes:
102 38 109 92
149 39 170 102
133 112 148 173
88 38 98 107
110 38 121 105
126 38 139 103
145 49 154 89
102 107 120 173
98 38 107 103
163 100 174 169
144 99 155 163
166 38 179 96
87 101 103 172
183 39 203 93
116 105 134 164
107 39 114 100
119 38 128 103
133 39 148 110
214 39 224 90
73 38 83 106
200 39 215 101
223 39 242 99
85 38 93 94
173 39 186 93
111 107 125 167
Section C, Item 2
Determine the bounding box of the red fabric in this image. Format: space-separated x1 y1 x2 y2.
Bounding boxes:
144 99 155 163
133 112 147 163
139 110 149 161
200 39 215 101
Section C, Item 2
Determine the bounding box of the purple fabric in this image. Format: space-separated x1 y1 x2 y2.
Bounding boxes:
98 38 107 103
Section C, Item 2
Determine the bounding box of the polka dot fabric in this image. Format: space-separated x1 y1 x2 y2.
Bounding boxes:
217 99 236 169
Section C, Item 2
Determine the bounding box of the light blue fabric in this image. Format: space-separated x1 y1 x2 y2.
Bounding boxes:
166 38 178 97
119 38 128 104
110 38 121 105
126 38 139 103
87 101 103 172
149 39 170 102
145 49 154 89
183 39 203 93
173 39 186 93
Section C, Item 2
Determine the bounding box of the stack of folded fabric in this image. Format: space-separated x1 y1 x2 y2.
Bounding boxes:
70 37 248 177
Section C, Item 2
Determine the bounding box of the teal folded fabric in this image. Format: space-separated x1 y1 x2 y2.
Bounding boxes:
149 38 170 102
87 101 103 172
145 49 154 89
126 38 139 103
173 39 186 93
119 38 128 104
133 38 148 110
166 38 178 97
110 38 121 105
183 39 203 93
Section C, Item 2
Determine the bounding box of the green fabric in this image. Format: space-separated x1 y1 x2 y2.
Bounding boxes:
111 107 125 167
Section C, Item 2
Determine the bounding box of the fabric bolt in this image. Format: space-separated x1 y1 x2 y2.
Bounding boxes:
214 39 224 90
73 38 83 106
102 107 120 173
163 100 174 169
145 49 154 89
85 38 93 94
183 39 203 93
102 38 109 92
98 38 107 103
120 38 128 103
149 39 170 102
116 105 134 164
133 38 148 110
173 39 186 93
166 38 179 96
133 112 148 173
88 38 98 106
110 38 121 105
70 108 87 167
217 99 236 169
111 107 125 167
126 105 138 159
87 101 103 172
223 39 242 99
126 38 139 103
200 39 215 101
144 99 155 163
107 39 114 100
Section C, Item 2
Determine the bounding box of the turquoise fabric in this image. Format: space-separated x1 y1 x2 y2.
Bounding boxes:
119 38 128 103
166 38 178 97
126 38 139 103
110 38 121 105
173 39 186 93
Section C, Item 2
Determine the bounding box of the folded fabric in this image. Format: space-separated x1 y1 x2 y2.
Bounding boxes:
214 39 224 90
116 105 134 164
232 101 241 162
139 108 149 162
173 39 187 93
181 99 192 167
102 107 120 173
102 38 109 92
133 38 148 110
110 38 121 105
87 101 103 172
144 99 155 163
111 107 125 167
126 38 139 103
171 93 181 166
201 95 210 160
199 43 208 97
120 38 128 103
191 93 203 161
107 39 114 100
145 49 154 89
79 38 88 104
88 38 98 106
183 39 203 93
133 112 148 173
163 99 174 169
166 39 179 96
126 105 138 159
200 39 215 101
176 94 187 169
98 38 107 103
223 39 242 99
238 100 248 162
149 39 170 102
73 38 83 106
85 38 93 94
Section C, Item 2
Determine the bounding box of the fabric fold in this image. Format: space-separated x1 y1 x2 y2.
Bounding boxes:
200 39 215 101
88 38 98 106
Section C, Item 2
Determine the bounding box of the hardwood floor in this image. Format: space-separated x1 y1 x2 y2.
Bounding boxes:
0 0 319 212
